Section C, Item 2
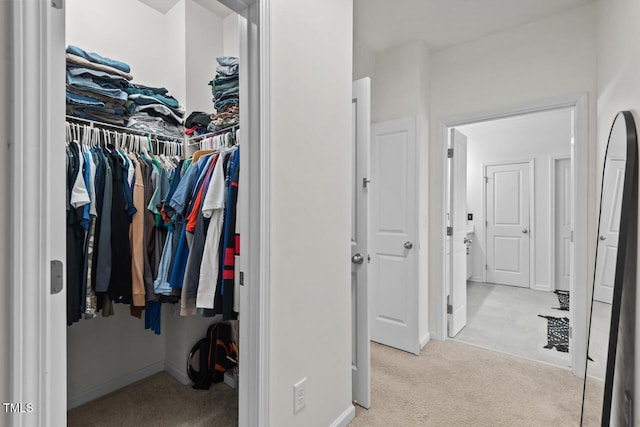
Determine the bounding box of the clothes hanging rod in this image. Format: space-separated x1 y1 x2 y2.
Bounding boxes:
66 115 184 142
186 123 240 146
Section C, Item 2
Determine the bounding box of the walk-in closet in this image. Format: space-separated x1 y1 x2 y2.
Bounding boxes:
64 1 251 425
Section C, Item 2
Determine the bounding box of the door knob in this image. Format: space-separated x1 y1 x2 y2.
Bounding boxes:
522 229 529 234
463 237 472 244
599 235 606 241
351 253 364 265
404 241 413 250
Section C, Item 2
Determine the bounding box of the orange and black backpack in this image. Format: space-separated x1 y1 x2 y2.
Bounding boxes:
188 321 238 390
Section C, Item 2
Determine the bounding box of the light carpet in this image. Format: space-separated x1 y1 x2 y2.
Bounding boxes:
67 372 238 427
67 341 602 426
351 340 601 427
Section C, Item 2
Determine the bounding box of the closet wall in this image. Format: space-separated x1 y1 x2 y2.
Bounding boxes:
66 0 239 405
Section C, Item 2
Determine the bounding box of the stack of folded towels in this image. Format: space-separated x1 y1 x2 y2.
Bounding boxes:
65 45 132 126
65 45 185 138
208 57 239 131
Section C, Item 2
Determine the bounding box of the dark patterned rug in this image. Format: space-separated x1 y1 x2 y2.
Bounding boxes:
553 290 570 311
538 315 569 353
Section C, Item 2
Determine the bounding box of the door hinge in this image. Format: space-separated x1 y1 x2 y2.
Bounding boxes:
367 254 371 263
447 304 453 314
569 326 573 339
486 220 488 227
239 271 245 286
51 0 64 9
570 230 574 243
363 177 371 188
446 227 453 236
485 264 488 270
447 148 454 158
484 176 488 183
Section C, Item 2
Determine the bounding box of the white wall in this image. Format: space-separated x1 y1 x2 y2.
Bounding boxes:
66 0 173 93
186 0 224 113
66 306 165 402
165 0 187 107
223 14 240 59
595 0 640 421
0 0 11 418
353 37 375 81
429 4 597 336
269 0 354 425
458 108 572 290
371 40 432 346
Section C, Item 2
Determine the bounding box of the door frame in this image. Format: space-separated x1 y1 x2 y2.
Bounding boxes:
549 156 572 292
435 93 589 378
10 1 271 426
482 159 535 288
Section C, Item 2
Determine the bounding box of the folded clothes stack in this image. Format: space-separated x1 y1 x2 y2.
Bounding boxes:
208 57 239 131
126 83 185 138
65 45 133 126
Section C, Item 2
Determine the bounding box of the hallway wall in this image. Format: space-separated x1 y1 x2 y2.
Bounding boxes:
269 0 355 425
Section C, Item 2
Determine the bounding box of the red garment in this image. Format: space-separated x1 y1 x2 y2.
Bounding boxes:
185 154 218 233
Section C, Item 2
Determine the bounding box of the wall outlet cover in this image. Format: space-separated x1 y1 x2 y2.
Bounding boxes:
293 377 307 414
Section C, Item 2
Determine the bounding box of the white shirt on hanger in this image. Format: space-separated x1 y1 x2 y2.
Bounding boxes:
196 151 227 310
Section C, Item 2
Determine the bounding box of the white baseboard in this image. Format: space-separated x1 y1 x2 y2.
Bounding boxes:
533 283 551 292
67 361 165 410
164 360 191 385
469 276 483 283
420 333 431 349
329 405 356 427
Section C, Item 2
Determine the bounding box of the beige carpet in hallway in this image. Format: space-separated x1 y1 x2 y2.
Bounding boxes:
351 340 599 427
67 372 238 427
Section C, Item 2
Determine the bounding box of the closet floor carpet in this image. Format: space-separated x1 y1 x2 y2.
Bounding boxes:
351 340 601 427
67 372 238 427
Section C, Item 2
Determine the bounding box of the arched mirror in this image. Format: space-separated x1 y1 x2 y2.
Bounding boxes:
581 111 638 426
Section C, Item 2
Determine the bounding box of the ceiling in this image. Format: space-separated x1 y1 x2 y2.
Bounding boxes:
137 0 233 18
354 0 595 53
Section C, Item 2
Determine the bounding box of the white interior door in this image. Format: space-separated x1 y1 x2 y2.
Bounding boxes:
554 158 572 292
370 117 419 355
486 162 531 287
351 78 370 409
594 158 625 304
448 129 468 337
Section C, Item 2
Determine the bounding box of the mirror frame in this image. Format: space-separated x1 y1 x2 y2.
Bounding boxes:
582 110 638 425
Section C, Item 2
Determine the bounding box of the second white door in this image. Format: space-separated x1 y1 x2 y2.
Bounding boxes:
370 117 419 355
486 162 531 287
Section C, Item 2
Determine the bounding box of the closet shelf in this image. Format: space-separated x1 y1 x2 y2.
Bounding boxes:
66 115 184 142
186 123 240 146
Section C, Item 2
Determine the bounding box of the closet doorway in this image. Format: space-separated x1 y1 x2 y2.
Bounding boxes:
10 0 269 425
440 95 590 378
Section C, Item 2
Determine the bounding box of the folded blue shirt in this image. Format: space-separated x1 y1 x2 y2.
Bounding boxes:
66 45 131 73
66 89 105 107
67 67 129 88
66 72 128 101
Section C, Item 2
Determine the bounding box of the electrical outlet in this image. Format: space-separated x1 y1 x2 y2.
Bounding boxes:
293 377 306 414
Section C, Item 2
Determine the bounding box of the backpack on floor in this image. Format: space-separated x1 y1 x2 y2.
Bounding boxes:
188 321 238 390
